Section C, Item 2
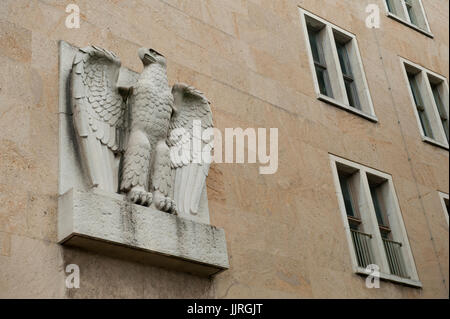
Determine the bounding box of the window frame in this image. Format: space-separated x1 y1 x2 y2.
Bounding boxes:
438 192 449 226
383 0 433 38
400 57 450 150
330 154 422 288
299 8 377 123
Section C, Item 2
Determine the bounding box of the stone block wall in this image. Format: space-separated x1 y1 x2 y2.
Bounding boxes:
0 0 448 298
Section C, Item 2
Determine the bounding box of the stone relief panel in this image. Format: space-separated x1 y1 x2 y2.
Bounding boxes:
58 41 228 277
70 44 213 222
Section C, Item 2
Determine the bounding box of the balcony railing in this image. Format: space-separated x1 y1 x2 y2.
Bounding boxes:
350 229 374 268
383 238 409 279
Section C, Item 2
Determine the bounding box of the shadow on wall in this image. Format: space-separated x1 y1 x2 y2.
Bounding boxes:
62 246 215 298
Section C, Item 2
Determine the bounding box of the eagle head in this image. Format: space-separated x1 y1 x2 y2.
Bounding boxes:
138 47 166 67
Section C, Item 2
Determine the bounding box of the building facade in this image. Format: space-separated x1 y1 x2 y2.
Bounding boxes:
0 0 448 298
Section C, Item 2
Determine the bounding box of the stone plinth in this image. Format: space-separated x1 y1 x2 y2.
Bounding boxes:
58 188 229 277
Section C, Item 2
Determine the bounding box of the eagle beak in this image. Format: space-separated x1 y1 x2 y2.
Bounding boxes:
138 48 156 65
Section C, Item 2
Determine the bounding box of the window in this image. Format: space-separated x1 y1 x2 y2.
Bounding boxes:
299 8 376 122
438 192 449 226
330 154 421 287
384 0 432 37
401 58 449 149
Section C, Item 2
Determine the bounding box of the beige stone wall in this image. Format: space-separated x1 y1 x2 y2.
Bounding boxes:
0 0 448 298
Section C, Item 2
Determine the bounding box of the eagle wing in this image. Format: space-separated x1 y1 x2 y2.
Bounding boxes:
71 45 128 192
168 85 213 218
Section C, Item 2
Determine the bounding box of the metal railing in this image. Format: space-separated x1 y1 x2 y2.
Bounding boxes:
350 229 374 268
383 238 409 279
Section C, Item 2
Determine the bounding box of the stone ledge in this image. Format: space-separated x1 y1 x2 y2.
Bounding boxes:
58 188 229 277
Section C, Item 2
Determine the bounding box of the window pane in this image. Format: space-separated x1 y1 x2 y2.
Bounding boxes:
336 42 351 77
308 29 321 64
445 199 449 216
386 0 396 14
316 67 332 97
408 74 434 138
405 0 419 26
369 185 386 227
345 79 361 109
381 231 390 239
307 25 333 98
349 222 359 231
339 174 356 217
431 84 449 141
336 41 361 109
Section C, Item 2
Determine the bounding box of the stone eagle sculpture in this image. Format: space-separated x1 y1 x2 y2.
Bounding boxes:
70 45 213 217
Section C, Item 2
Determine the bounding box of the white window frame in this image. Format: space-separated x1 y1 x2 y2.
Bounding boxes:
299 8 377 123
383 0 433 38
438 192 449 226
400 57 449 150
330 154 422 288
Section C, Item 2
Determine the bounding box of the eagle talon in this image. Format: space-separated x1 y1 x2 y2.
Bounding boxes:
154 191 177 214
127 187 153 207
